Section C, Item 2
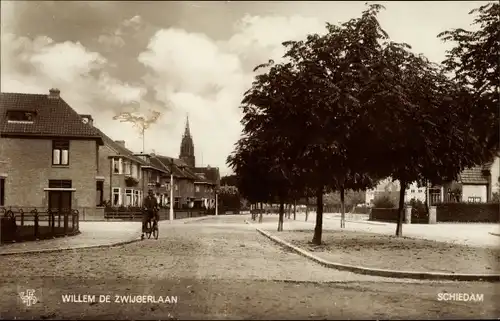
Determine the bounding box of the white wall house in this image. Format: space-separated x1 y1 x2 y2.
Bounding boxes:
458 154 500 203
365 178 427 205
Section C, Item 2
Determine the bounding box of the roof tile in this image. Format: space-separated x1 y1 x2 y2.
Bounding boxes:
459 166 489 185
0 92 102 141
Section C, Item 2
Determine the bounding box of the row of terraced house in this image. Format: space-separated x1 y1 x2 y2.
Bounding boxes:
0 89 220 220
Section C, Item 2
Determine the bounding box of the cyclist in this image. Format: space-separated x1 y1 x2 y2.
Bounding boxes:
142 189 159 239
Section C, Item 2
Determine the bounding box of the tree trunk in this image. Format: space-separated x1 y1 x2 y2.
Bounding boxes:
259 202 263 223
340 185 345 228
278 198 284 231
396 181 407 237
312 187 324 245
425 180 430 214
305 196 309 221
293 199 297 220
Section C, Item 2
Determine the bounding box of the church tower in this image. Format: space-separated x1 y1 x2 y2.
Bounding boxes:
179 115 195 168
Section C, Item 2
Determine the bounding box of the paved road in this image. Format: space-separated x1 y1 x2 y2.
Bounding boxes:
0 215 498 319
0 216 209 255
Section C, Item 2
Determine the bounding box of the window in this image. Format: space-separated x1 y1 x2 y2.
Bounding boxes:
411 190 415 193
156 174 160 183
133 190 139 206
0 177 5 206
418 189 423 193
52 140 69 165
468 197 481 203
125 189 133 206
138 166 142 180
7 110 36 122
195 186 200 192
112 188 121 206
132 164 138 178
174 197 180 209
175 184 178 191
96 181 104 206
124 161 131 175
48 180 72 188
112 158 120 174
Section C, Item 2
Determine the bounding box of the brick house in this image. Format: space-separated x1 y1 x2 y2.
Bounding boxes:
133 153 171 206
150 155 198 209
93 126 147 207
0 89 103 213
193 166 220 209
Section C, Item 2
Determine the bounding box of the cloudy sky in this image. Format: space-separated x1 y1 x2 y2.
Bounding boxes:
1 1 491 175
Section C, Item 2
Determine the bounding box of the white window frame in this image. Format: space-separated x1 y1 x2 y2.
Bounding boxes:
112 187 121 206
468 196 481 203
112 158 120 174
133 190 139 206
125 189 133 206
124 160 131 175
131 163 137 178
52 140 69 165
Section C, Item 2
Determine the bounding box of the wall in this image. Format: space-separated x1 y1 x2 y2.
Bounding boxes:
370 208 401 223
436 203 499 222
461 185 487 203
2 137 98 208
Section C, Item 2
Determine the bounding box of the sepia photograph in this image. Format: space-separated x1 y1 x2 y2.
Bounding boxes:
0 0 499 319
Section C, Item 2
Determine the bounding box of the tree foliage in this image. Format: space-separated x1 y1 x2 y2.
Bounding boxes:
228 2 499 242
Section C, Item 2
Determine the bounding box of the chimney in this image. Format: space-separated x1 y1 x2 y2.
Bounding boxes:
79 114 93 126
48 88 60 99
115 140 125 147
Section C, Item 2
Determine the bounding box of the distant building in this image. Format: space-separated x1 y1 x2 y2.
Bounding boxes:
365 178 426 205
178 115 220 209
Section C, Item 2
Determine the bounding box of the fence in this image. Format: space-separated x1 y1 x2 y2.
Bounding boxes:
1 207 80 244
102 207 211 221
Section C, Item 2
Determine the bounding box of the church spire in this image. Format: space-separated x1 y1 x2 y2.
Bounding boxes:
184 114 191 137
179 113 195 168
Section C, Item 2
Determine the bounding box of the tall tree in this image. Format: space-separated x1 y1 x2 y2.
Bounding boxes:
228 61 301 232
438 3 499 153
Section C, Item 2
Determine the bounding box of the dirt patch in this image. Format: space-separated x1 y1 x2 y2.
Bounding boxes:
272 230 500 274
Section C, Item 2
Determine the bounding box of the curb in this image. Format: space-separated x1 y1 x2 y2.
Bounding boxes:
246 221 500 282
0 237 142 256
182 216 214 224
489 232 500 237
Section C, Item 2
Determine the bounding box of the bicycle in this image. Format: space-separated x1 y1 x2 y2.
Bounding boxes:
142 209 159 240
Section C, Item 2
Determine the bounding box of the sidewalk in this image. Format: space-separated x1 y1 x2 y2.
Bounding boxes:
255 212 500 248
0 216 213 255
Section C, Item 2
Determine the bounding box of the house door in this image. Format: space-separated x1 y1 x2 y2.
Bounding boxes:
48 191 72 214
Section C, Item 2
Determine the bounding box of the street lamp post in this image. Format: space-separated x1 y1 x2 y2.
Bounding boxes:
215 192 218 216
169 159 174 222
